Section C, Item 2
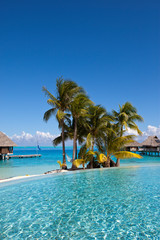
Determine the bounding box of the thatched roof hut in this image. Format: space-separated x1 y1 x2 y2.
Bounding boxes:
0 132 17 159
125 141 141 152
141 136 160 152
0 131 17 147
125 141 141 147
141 136 160 147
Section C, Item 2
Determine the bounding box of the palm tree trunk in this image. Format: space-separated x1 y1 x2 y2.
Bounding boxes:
104 153 110 168
75 141 77 159
116 158 120 167
72 118 77 161
90 139 94 169
120 125 123 137
82 162 85 169
117 125 123 167
61 119 67 169
72 118 78 169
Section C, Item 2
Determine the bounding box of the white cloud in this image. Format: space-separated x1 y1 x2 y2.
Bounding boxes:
10 131 58 146
144 125 160 137
126 125 160 142
10 125 160 146
125 128 139 136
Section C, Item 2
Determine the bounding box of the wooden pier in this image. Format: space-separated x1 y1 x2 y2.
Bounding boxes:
126 136 160 157
9 154 41 159
138 151 160 157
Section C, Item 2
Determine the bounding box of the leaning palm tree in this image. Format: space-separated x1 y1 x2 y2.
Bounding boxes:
85 105 112 168
43 77 82 169
70 93 92 161
112 102 143 137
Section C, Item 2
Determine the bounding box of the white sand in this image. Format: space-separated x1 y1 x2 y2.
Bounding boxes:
0 169 68 183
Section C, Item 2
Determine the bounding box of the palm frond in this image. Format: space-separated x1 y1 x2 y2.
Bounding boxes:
129 114 144 122
72 159 85 168
78 144 87 158
86 133 92 149
128 122 143 136
43 108 57 122
114 151 142 159
98 153 107 163
53 136 62 146
47 99 60 108
53 132 70 147
56 110 67 121
57 160 62 168
42 86 57 102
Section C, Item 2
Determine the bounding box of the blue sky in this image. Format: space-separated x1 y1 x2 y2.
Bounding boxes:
0 0 160 145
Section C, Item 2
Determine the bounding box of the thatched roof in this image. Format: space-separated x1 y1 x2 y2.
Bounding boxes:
125 141 141 147
141 136 160 147
0 132 17 147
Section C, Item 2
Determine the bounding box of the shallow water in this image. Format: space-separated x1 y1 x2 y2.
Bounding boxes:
0 147 160 179
0 166 160 239
0 147 73 179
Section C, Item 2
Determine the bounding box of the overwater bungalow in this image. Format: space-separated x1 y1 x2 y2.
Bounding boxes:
125 141 141 152
0 131 17 160
140 136 160 156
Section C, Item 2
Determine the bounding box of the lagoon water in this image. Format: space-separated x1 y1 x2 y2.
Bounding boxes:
0 147 160 180
0 147 72 179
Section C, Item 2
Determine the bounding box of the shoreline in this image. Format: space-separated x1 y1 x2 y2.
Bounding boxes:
0 169 69 183
0 174 44 183
0 166 124 183
1 164 160 184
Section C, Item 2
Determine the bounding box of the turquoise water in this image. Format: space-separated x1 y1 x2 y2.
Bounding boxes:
0 147 73 179
0 166 160 239
0 147 160 179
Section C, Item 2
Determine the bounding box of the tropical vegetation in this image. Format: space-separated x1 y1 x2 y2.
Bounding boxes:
43 77 143 170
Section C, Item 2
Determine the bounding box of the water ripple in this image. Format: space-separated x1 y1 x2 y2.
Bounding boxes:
0 167 160 239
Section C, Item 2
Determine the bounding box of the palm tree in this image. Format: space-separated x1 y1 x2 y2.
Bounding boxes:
73 145 109 169
112 102 143 137
70 93 92 162
99 123 142 167
112 102 143 166
43 77 82 169
72 135 142 169
53 118 86 160
72 145 93 169
85 105 111 168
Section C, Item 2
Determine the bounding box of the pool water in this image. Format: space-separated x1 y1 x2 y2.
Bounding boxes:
0 166 160 239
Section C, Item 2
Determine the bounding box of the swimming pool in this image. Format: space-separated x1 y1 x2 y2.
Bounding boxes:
0 166 160 239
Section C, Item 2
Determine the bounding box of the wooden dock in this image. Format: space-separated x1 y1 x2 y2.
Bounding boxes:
9 154 41 159
138 151 160 157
